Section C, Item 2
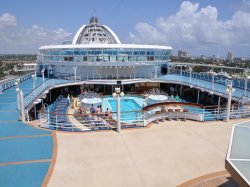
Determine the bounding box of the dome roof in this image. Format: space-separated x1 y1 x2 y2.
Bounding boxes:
89 16 98 25
72 17 121 45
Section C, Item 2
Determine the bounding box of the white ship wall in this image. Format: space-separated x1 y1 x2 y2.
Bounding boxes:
52 65 157 79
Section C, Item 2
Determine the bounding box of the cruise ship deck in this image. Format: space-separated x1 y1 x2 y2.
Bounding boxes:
0 72 250 186
1 16 249 187
0 77 54 187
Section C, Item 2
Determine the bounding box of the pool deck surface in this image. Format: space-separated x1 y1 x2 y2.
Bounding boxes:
0 78 54 187
1 76 248 186
47 118 247 187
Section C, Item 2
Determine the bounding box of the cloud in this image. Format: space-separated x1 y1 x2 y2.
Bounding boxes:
129 1 250 57
0 13 16 28
0 13 72 54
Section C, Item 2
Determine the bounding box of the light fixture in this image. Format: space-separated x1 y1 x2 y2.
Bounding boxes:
112 92 117 98
112 87 124 133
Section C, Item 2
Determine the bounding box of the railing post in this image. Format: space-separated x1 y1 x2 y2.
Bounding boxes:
217 96 221 119
34 105 37 120
245 77 248 97
26 110 30 121
56 114 58 130
202 107 205 122
16 89 20 110
20 91 25 123
0 84 3 94
226 81 234 122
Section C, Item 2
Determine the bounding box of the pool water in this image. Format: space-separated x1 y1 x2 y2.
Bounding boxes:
108 99 142 123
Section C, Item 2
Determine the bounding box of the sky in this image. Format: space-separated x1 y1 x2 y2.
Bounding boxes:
0 0 250 57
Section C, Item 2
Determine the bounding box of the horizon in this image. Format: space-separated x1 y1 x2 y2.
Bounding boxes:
0 0 250 57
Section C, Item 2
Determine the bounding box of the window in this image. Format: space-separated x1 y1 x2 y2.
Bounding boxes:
64 56 74 61
83 56 87 61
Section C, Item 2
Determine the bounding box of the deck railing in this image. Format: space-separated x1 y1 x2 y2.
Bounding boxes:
37 102 250 132
170 69 250 91
0 73 33 94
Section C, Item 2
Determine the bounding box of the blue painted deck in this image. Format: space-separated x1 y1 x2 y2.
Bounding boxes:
0 77 53 187
0 162 50 187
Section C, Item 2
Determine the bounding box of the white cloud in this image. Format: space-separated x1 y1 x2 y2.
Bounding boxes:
0 13 72 54
0 13 16 28
129 1 250 57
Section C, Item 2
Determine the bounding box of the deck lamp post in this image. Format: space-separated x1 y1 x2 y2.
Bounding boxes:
41 69 45 83
226 81 235 122
15 80 20 110
211 70 217 90
73 66 78 81
15 80 19 89
244 68 250 97
19 90 25 123
244 75 250 97
16 87 20 110
16 78 21 84
112 87 124 133
34 67 37 79
197 89 200 103
31 74 36 89
189 67 192 83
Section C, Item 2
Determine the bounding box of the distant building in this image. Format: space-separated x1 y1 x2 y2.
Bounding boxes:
178 50 190 58
227 51 233 61
200 55 208 60
233 57 245 63
212 54 219 60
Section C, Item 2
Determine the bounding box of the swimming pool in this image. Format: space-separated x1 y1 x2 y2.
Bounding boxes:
102 96 144 123
102 95 214 123
109 99 141 112
108 99 143 123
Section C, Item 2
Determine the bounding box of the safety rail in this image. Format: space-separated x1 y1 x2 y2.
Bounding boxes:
24 79 70 107
36 102 250 132
163 73 250 100
55 72 250 101
203 105 250 121
170 69 250 95
0 72 33 94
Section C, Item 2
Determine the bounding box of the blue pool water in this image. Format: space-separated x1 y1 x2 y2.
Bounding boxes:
109 99 141 112
105 96 215 122
108 99 142 123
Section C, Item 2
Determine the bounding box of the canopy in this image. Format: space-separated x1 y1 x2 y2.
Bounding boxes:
148 95 168 101
81 98 102 105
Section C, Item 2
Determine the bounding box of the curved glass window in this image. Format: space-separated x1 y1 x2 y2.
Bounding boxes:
38 48 171 63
